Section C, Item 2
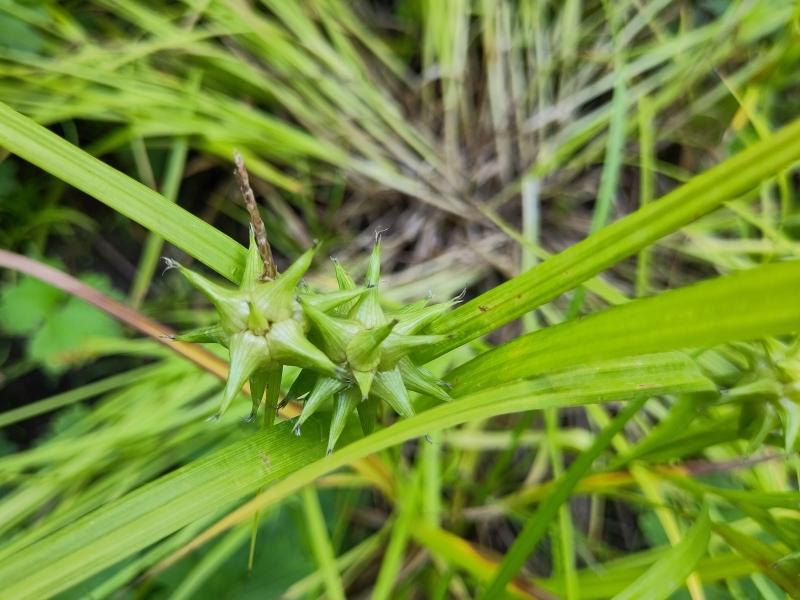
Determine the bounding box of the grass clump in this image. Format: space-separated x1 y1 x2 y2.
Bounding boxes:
0 2 799 599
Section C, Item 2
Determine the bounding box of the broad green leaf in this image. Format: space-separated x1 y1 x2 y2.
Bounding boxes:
0 353 712 599
611 508 710 600
0 272 122 372
0 100 246 282
420 116 800 360
0 275 63 335
29 294 122 373
449 260 800 393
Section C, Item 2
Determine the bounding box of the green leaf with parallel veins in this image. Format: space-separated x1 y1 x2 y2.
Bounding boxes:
0 354 712 599
611 508 711 600
448 261 800 394
0 100 246 282
419 116 800 361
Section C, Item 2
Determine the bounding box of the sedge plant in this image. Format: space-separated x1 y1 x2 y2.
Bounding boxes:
167 156 453 452
0 2 799 599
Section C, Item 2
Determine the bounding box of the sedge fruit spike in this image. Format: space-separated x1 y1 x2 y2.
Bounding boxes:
169 231 451 452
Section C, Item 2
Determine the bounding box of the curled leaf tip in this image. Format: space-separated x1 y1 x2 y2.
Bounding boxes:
374 225 389 242
161 257 181 275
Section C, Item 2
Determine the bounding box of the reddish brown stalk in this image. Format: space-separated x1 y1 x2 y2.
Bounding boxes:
0 249 227 376
233 152 276 279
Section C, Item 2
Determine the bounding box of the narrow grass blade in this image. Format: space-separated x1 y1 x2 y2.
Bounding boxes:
636 96 656 297
129 135 189 306
0 100 246 282
301 485 346 600
372 472 419 600
170 525 251 600
712 522 800 597
611 508 711 600
283 529 389 599
0 354 712 599
567 51 627 317
412 523 537 600
541 545 782 598
154 353 711 577
0 417 332 600
0 364 160 428
420 116 800 360
479 395 648 599
545 408 579 600
449 260 800 393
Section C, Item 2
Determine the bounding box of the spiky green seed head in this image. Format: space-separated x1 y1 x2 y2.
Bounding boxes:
167 231 339 420
294 239 454 451
169 231 453 452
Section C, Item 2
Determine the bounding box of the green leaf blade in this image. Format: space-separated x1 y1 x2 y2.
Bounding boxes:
0 100 246 282
479 395 650 599
611 508 711 600
0 418 327 600
420 116 800 361
0 354 712 599
449 261 800 393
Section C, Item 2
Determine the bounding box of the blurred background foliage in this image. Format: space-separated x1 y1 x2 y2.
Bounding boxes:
1 0 800 598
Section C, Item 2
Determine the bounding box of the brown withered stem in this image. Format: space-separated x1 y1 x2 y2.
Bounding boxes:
233 152 277 279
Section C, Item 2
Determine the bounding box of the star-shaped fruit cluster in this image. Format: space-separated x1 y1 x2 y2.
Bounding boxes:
168 232 452 452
